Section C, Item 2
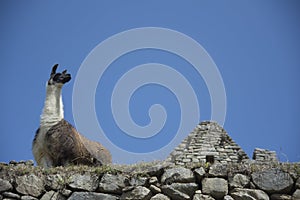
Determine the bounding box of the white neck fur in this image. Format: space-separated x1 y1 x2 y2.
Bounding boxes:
40 83 64 130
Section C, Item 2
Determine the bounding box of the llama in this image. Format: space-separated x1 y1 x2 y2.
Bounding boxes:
32 64 112 167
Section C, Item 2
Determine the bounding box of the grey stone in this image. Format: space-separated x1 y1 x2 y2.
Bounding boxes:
0 179 12 192
68 192 119 200
229 174 250 189
202 178 228 199
149 185 161 194
45 174 65 190
150 193 170 200
99 173 129 194
251 169 293 194
270 194 292 200
193 194 215 200
161 167 195 184
292 189 300 199
296 177 300 189
161 185 190 200
194 167 206 183
121 186 152 200
130 176 148 186
2 192 20 199
169 182 198 197
21 196 38 200
61 189 72 197
230 188 269 200
15 174 44 197
224 195 234 200
68 173 99 192
41 191 66 200
209 163 228 177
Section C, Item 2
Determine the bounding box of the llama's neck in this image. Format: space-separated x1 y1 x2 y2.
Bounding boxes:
40 83 64 129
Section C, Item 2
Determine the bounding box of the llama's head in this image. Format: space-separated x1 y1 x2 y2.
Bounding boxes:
48 64 71 86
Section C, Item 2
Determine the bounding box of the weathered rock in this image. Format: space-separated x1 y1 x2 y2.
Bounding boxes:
230 188 270 200
150 193 170 200
0 178 12 192
161 185 190 200
149 185 161 194
21 196 38 200
61 189 72 197
229 174 250 189
202 178 228 199
270 194 292 200
193 194 215 200
68 173 99 191
45 174 65 190
209 163 228 177
292 189 300 199
161 167 194 184
2 192 20 199
130 176 148 187
99 173 129 194
68 192 119 200
15 174 44 197
194 167 206 183
121 186 152 200
251 169 293 194
170 182 198 197
40 191 66 200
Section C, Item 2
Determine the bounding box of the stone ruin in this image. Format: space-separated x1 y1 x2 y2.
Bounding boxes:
166 121 278 166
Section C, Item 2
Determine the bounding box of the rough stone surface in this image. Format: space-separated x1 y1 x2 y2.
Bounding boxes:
21 196 38 200
169 182 198 197
202 178 228 199
209 163 228 177
0 179 12 193
45 174 64 190
161 185 190 200
253 148 278 163
224 195 234 200
166 121 249 166
68 173 99 192
229 173 250 189
120 186 152 200
15 174 44 197
2 192 20 199
68 192 119 200
150 193 170 200
296 177 300 189
161 167 194 184
193 194 215 200
230 188 270 200
149 185 161 194
292 189 300 199
270 194 292 200
130 176 147 187
99 174 129 194
251 169 293 194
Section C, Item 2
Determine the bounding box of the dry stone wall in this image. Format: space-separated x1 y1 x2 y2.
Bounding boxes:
0 161 300 200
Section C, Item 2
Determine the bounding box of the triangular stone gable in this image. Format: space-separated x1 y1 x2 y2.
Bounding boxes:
166 121 249 165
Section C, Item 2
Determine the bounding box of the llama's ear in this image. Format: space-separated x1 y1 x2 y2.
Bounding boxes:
51 64 59 75
62 69 67 74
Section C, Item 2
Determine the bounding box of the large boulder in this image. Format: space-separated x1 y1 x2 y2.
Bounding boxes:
121 186 152 200
202 178 228 199
161 182 198 199
68 173 99 191
194 167 206 183
209 163 228 178
251 169 294 194
230 188 269 200
98 173 129 194
161 185 190 200
0 178 12 192
161 167 194 184
229 174 250 189
15 174 44 197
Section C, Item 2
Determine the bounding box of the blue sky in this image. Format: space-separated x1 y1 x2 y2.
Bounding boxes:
0 1 299 164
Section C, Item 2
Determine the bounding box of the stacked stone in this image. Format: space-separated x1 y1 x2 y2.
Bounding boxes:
253 148 278 163
1 161 300 200
166 121 249 166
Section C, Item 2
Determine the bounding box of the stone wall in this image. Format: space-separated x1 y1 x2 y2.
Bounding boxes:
0 161 299 200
